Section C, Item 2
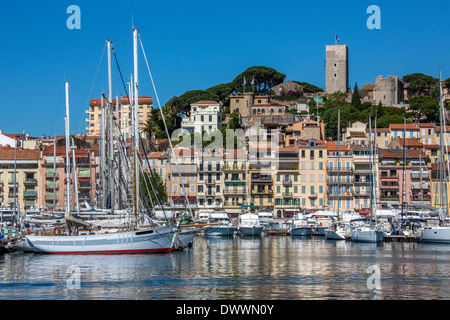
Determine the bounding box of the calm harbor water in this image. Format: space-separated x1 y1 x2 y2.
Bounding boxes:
0 236 448 300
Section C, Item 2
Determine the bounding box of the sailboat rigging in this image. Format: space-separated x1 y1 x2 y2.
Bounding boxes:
24 27 195 253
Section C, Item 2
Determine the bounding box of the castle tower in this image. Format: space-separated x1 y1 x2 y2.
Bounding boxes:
325 44 349 94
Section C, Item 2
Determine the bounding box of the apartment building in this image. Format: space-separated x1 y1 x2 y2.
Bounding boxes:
273 147 300 218
418 123 437 145
297 140 327 210
145 151 169 182
222 149 247 216
196 148 224 213
350 144 371 211
41 145 96 211
86 96 153 136
378 149 432 206
326 142 354 211
166 148 197 213
248 148 274 212
0 146 41 211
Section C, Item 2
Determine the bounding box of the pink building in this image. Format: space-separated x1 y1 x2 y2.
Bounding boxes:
378 149 431 206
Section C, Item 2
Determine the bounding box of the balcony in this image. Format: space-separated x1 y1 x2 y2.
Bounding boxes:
282 179 292 186
23 191 37 198
380 195 400 200
411 172 429 179
251 175 272 183
24 178 38 185
224 188 246 195
282 192 293 198
328 167 353 173
308 193 318 198
252 189 272 195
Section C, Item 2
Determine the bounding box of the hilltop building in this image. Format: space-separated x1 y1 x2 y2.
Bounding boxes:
325 44 349 94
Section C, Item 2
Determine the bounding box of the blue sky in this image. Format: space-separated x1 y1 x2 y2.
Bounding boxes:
0 0 449 137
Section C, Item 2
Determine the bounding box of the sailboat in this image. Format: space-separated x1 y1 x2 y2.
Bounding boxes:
25 29 195 254
351 116 385 243
420 71 450 243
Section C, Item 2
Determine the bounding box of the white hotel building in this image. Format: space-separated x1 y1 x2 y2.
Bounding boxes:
181 101 222 135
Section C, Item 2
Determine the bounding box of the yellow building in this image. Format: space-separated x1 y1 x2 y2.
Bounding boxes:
0 146 41 213
85 96 153 136
297 140 328 210
273 147 300 218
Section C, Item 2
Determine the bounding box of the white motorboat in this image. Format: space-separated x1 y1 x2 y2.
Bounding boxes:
258 211 279 229
351 225 385 243
202 213 237 236
238 213 264 236
290 214 312 236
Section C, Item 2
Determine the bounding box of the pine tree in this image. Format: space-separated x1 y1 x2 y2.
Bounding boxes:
351 83 362 110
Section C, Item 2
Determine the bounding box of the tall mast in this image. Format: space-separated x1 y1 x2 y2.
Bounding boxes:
100 94 106 208
133 27 140 218
64 82 71 218
373 117 378 223
107 40 115 213
337 109 340 219
401 117 407 218
438 70 448 218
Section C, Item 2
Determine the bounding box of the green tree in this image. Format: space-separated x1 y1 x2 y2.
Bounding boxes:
407 95 440 122
140 170 167 210
403 73 439 97
351 83 362 110
228 110 242 130
231 66 286 95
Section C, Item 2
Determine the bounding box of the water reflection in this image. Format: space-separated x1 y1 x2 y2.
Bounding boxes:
0 237 448 300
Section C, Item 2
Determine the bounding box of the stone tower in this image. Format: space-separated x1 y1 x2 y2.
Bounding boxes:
325 45 349 94
373 75 405 107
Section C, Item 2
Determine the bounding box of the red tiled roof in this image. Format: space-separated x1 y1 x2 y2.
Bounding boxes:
395 138 424 146
389 124 419 131
378 149 423 158
326 141 350 152
147 152 168 159
0 147 39 160
417 123 435 128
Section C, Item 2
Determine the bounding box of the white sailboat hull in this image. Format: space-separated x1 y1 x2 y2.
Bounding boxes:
420 226 450 243
325 229 346 240
25 226 194 254
351 228 385 243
